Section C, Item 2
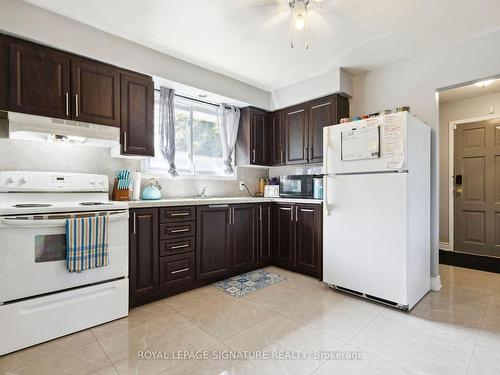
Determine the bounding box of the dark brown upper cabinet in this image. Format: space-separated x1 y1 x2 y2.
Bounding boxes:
8 40 71 119
71 58 120 127
120 72 154 156
0 35 9 111
236 107 268 166
268 111 285 166
285 104 309 165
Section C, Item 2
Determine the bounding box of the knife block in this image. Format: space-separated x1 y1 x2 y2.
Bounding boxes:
112 178 130 201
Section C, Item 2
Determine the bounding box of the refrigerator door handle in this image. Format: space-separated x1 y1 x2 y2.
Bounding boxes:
324 175 331 215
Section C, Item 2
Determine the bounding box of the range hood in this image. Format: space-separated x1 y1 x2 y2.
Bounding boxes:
0 111 120 147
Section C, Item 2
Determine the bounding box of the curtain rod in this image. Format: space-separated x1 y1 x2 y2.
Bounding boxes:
154 89 235 109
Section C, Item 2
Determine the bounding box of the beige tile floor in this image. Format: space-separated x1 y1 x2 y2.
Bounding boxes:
1 264 500 375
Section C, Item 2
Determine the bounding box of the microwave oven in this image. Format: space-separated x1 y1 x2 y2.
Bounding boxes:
279 175 314 198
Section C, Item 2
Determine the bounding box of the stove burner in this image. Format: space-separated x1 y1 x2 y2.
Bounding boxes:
13 204 53 208
79 202 109 206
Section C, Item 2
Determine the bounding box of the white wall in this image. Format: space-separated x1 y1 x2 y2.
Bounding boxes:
271 68 353 110
351 29 500 280
439 92 500 244
0 0 270 110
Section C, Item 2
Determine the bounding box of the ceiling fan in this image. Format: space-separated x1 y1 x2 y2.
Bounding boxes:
230 0 329 49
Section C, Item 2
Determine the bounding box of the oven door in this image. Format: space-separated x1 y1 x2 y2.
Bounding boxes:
0 210 128 303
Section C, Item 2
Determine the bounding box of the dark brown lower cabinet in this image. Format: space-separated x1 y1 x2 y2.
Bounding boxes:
273 203 322 278
273 204 296 268
129 208 159 307
295 204 322 278
196 205 231 282
230 204 257 274
258 203 273 266
159 252 195 292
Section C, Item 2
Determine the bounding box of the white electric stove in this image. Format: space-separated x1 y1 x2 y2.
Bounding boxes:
0 171 129 355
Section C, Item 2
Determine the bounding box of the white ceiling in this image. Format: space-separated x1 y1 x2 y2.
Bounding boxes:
22 0 500 91
439 78 500 103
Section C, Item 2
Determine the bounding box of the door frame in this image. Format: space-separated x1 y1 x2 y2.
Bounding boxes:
448 114 500 252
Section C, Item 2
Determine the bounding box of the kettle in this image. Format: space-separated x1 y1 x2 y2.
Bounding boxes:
141 178 162 200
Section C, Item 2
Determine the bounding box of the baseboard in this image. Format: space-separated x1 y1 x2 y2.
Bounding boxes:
439 241 450 251
439 249 500 274
430 275 441 291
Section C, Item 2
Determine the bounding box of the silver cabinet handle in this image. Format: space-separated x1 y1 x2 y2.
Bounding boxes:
209 204 228 208
170 228 190 233
280 149 283 164
171 268 189 275
259 205 262 221
295 206 298 222
252 149 256 163
232 207 235 225
133 212 136 235
170 244 189 250
123 132 127 152
171 212 190 217
65 92 69 116
290 207 293 222
75 94 79 117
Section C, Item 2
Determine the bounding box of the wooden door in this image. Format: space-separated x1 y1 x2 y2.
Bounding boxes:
258 203 273 266
9 40 71 118
268 111 285 165
285 105 308 164
129 208 159 306
230 204 257 274
196 205 231 281
273 204 295 267
71 58 120 126
309 96 334 163
250 109 267 165
454 120 500 257
295 204 322 277
120 72 154 156
0 35 8 110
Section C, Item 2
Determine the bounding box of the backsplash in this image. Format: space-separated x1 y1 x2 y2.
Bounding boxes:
0 139 268 198
268 164 323 178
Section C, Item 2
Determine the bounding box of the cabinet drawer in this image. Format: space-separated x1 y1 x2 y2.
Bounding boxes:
160 222 195 240
159 252 195 291
159 238 195 256
160 207 195 223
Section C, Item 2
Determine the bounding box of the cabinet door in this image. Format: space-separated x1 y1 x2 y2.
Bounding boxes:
0 35 8 110
129 208 159 306
9 40 71 118
159 252 195 292
309 96 334 164
258 204 273 266
334 94 350 124
295 204 322 277
196 205 231 281
71 58 120 126
230 204 257 274
250 109 267 165
285 105 308 165
268 111 285 165
120 72 154 156
273 204 295 267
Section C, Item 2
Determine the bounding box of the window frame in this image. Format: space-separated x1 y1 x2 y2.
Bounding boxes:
143 93 235 179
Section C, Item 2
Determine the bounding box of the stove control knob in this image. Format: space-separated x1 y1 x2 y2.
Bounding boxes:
19 177 28 184
6 176 17 184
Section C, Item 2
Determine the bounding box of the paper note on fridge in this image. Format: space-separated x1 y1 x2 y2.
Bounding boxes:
382 115 405 169
341 126 380 161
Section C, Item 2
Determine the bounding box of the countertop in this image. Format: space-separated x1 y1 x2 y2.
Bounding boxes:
125 196 322 208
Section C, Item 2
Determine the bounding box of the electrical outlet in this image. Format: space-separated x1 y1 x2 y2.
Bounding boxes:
239 181 245 191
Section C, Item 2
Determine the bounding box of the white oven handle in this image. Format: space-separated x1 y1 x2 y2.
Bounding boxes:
0 211 129 228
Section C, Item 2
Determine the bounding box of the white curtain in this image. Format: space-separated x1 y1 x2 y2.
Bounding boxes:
218 104 240 175
159 87 178 177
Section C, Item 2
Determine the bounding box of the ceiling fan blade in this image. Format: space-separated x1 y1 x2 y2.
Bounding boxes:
227 0 284 12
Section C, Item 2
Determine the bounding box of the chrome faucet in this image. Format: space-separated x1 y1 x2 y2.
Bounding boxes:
198 186 208 198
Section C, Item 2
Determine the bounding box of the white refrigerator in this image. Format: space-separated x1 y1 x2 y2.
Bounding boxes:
322 112 430 310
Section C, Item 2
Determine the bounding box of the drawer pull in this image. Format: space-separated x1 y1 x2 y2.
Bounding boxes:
169 244 189 250
171 267 189 274
170 212 190 216
170 228 190 233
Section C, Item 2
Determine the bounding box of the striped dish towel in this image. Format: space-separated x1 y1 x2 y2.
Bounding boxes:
66 215 109 272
